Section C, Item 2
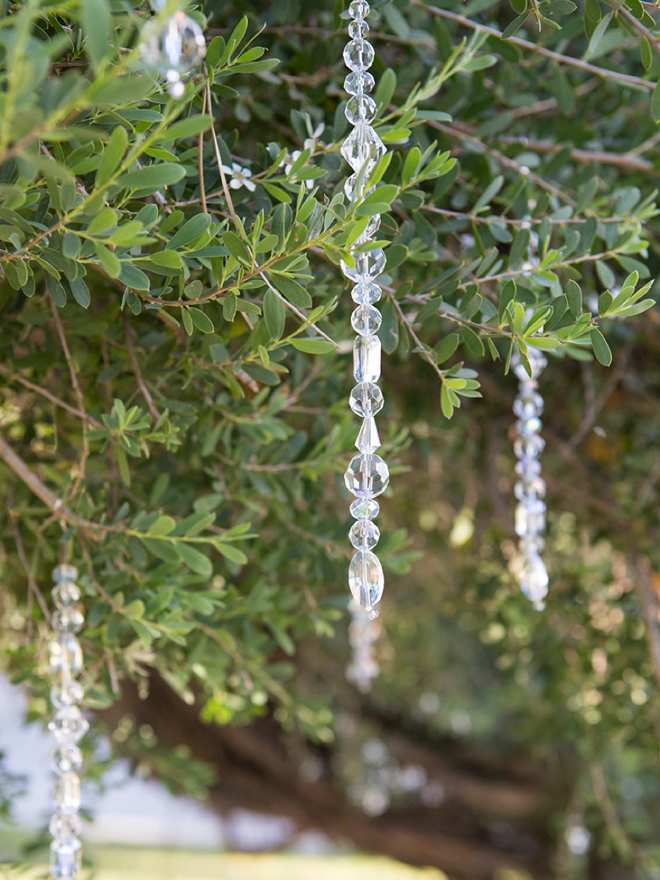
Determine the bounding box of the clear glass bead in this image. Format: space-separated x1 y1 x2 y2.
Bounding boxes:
515 457 541 478
514 434 545 459
341 248 386 282
352 280 381 305
49 707 89 745
348 19 369 38
345 95 377 125
345 71 375 95
349 518 380 550
351 304 382 336
519 416 542 436
514 476 546 500
51 745 83 775
52 581 81 609
348 550 384 617
49 811 82 843
53 565 78 585
520 534 545 554
55 772 81 813
344 453 389 498
52 607 84 634
341 124 386 173
356 415 381 453
350 498 380 519
519 552 549 608
350 382 384 417
349 0 370 19
343 39 375 72
515 498 546 537
354 334 381 383
51 681 84 710
49 635 83 677
513 391 544 420
50 838 82 876
141 11 206 96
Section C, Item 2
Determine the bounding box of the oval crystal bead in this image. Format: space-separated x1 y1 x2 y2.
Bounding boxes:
519 552 549 609
55 771 81 814
350 382 384 417
348 550 384 617
354 335 381 383
343 39 375 72
349 518 380 550
351 304 382 336
49 707 89 745
515 498 546 537
50 635 83 677
344 453 389 498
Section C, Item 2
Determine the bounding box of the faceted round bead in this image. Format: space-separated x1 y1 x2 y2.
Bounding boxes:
515 457 541 478
348 550 384 617
344 453 390 498
514 476 546 500
55 771 81 813
350 498 380 519
354 335 381 383
50 635 83 677
515 498 546 537
50 838 82 876
345 71 375 96
49 707 89 745
349 0 370 19
49 811 82 843
141 11 206 75
52 581 81 609
53 565 78 585
514 434 545 459
348 19 369 38
341 248 386 282
350 382 384 417
519 552 549 608
51 745 83 775
351 304 382 336
52 606 84 634
344 39 375 72
513 391 544 420
52 681 84 710
349 518 380 550
352 280 381 305
345 95 377 125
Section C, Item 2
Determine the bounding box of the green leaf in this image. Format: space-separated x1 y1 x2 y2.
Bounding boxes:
167 214 212 250
147 515 177 536
211 343 230 363
441 383 454 418
434 333 459 364
188 307 214 333
273 275 312 309
69 277 91 309
175 543 213 577
216 542 248 565
96 127 128 186
223 293 237 322
81 0 112 69
116 163 186 192
590 328 612 366
264 289 285 339
502 13 529 38
566 279 582 318
182 308 194 336
223 231 252 265
96 243 121 278
290 338 335 354
642 36 653 71
162 116 213 142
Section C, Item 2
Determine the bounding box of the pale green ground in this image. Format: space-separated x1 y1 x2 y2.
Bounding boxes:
1 846 448 880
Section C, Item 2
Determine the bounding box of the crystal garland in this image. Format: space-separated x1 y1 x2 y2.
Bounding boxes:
346 601 381 692
341 0 389 621
48 564 88 880
140 3 206 98
512 348 549 610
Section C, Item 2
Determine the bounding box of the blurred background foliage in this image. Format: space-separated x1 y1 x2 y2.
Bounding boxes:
2 0 660 877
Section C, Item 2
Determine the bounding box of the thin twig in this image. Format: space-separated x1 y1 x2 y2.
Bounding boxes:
0 364 104 429
123 313 161 421
261 273 339 349
198 86 208 214
204 65 239 229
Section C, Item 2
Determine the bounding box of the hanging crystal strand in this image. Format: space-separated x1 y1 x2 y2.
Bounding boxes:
512 348 549 610
346 600 381 692
341 0 389 622
48 565 88 880
140 3 206 98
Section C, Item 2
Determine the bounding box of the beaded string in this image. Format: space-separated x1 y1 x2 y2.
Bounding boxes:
341 0 390 622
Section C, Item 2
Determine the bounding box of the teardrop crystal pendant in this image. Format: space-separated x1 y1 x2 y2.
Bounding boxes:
512 347 549 609
140 10 206 97
48 564 86 879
